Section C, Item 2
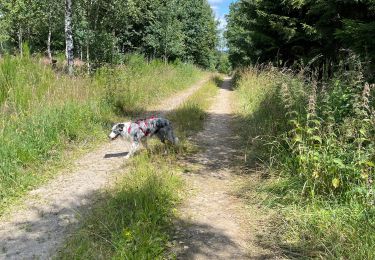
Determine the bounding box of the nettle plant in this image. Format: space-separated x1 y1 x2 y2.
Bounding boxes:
281 67 375 203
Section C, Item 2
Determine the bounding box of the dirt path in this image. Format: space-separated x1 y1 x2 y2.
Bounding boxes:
0 78 209 260
174 78 278 259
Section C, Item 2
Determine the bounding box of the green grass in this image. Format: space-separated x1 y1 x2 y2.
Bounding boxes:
233 66 375 259
57 76 222 259
59 154 183 259
169 76 221 138
0 53 204 214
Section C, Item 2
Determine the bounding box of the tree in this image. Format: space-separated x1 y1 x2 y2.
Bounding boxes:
180 0 218 69
144 0 185 63
65 0 74 75
0 0 219 70
226 0 375 70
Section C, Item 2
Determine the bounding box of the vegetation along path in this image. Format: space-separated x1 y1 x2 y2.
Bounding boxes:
0 78 209 259
174 78 277 259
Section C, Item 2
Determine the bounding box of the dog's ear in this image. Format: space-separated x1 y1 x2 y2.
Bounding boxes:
118 123 125 131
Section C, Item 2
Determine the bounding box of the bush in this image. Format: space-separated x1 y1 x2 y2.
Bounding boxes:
236 65 375 201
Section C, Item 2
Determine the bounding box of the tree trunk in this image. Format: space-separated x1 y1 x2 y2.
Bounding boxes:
47 27 52 61
18 27 23 57
65 0 74 75
164 30 168 65
86 42 90 74
0 42 4 58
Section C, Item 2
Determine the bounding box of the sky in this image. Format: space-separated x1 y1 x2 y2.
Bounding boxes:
208 0 235 30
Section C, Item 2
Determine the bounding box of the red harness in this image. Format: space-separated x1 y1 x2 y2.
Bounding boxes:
128 116 156 136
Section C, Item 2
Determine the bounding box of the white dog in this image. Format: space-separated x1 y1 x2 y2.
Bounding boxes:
109 117 179 158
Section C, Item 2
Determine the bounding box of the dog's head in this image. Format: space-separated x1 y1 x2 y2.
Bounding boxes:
109 123 126 140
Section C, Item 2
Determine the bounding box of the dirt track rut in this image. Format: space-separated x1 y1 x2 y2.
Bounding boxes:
174 78 277 259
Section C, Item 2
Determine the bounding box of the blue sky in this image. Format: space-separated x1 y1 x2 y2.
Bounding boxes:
208 0 235 30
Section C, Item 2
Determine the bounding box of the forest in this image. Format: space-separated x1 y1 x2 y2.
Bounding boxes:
0 0 218 70
226 0 375 73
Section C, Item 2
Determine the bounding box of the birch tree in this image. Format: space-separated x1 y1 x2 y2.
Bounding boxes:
65 0 74 75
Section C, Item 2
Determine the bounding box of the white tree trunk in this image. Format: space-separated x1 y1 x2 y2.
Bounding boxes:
18 27 23 57
86 42 90 74
47 27 52 61
65 0 74 75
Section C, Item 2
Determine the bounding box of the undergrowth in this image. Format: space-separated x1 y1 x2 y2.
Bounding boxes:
234 63 375 258
0 53 204 213
57 77 221 259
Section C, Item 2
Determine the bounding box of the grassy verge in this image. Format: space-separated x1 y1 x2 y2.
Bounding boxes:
57 77 221 259
233 67 375 259
0 53 204 214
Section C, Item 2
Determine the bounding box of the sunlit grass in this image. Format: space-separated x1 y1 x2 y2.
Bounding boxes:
233 67 375 259
0 54 204 213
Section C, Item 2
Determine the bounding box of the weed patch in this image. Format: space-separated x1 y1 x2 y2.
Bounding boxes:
233 66 375 258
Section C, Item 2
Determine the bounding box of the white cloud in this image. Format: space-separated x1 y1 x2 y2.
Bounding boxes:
211 5 220 18
208 0 225 4
218 16 227 31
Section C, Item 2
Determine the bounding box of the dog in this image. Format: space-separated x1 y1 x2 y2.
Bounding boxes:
109 117 179 158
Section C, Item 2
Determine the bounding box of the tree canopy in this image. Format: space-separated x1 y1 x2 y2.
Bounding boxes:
226 0 375 69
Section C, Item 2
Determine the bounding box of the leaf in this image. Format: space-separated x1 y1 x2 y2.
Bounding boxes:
332 158 345 168
365 161 375 167
293 135 303 144
332 178 340 189
359 128 367 136
311 135 322 144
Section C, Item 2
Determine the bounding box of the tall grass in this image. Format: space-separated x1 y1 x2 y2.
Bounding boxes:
234 65 375 258
57 77 221 259
0 53 203 212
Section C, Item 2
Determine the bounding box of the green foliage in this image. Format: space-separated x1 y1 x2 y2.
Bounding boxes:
226 0 375 70
0 0 218 69
234 65 375 258
235 65 375 200
216 52 231 74
144 0 186 62
180 0 218 69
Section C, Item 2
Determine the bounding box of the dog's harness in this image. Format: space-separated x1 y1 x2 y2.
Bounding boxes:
128 116 156 137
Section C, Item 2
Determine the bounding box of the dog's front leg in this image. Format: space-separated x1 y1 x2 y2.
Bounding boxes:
125 141 139 159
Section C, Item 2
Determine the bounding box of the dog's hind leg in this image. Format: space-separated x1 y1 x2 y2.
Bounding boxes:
165 126 179 145
155 129 166 143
